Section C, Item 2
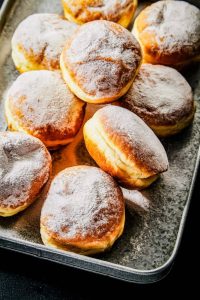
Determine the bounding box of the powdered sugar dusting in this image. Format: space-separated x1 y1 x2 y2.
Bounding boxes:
0 0 200 273
0 132 51 208
96 106 169 173
64 0 134 23
121 63 194 125
7 71 85 138
143 0 200 60
12 13 78 69
41 166 124 240
121 188 150 215
65 20 142 97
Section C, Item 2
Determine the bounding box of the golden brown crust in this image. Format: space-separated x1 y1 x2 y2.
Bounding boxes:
40 166 125 254
5 71 86 148
12 13 78 72
133 0 200 66
83 106 168 189
0 132 51 217
83 127 158 189
62 0 137 27
120 64 195 136
61 20 142 103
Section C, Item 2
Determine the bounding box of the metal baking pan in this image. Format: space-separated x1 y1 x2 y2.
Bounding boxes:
0 0 199 284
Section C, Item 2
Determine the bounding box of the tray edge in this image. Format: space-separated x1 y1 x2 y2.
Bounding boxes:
0 0 199 284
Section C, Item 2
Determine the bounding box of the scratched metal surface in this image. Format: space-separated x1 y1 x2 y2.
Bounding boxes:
0 0 199 282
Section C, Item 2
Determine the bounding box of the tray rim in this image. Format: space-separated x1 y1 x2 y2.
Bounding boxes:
0 0 199 284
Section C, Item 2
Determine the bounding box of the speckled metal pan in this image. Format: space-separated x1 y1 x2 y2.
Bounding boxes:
0 0 200 284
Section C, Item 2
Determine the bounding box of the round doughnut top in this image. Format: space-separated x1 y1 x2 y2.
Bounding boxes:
0 131 51 209
121 64 194 126
62 0 136 24
62 20 142 99
41 166 124 242
94 106 168 174
135 0 200 63
7 71 85 142
12 14 78 70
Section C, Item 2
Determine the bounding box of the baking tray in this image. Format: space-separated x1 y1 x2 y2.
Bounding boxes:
0 0 199 284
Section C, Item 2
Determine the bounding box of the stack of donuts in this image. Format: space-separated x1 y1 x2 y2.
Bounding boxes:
1 0 199 255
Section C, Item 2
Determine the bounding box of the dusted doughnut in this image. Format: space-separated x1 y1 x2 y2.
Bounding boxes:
62 0 138 28
83 106 169 189
40 166 125 255
121 188 150 215
12 14 78 72
60 20 142 104
133 0 200 67
5 71 85 149
0 132 51 217
120 64 195 137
